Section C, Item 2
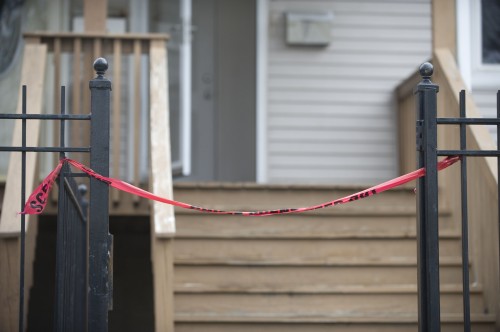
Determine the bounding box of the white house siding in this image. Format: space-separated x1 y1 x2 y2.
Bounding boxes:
266 0 431 184
472 88 498 141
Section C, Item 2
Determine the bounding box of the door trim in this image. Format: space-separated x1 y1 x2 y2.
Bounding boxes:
256 0 268 183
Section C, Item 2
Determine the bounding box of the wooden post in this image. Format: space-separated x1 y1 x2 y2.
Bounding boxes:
149 39 175 332
432 0 457 56
88 58 112 332
0 42 47 332
84 0 108 33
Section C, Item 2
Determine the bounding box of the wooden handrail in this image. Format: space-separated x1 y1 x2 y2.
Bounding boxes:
149 38 175 332
0 42 48 332
24 32 168 55
0 42 47 236
23 31 170 206
1 32 176 331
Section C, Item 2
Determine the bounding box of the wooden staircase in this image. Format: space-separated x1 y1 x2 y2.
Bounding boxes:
171 183 496 331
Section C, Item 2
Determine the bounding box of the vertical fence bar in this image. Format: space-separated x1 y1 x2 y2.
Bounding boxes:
54 163 67 332
459 90 471 332
415 62 441 332
88 58 111 332
18 85 27 332
497 91 500 278
54 86 66 331
60 86 66 158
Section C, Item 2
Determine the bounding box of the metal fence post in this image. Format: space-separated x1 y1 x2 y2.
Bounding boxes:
88 58 112 332
415 62 441 332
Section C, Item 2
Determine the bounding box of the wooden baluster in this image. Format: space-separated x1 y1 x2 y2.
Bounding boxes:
72 38 82 154
94 38 102 59
133 40 141 204
81 39 93 167
51 37 61 203
112 39 122 205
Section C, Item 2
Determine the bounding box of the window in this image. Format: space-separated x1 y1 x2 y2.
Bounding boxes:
457 0 500 89
481 0 500 64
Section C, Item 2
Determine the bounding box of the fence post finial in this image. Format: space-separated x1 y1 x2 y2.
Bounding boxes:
93 57 108 78
419 62 434 84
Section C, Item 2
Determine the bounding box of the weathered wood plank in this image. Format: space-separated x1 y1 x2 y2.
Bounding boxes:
0 43 47 235
149 39 175 234
152 238 174 332
0 238 20 332
112 39 122 204
173 238 461 264
133 40 142 204
83 0 107 33
149 38 175 332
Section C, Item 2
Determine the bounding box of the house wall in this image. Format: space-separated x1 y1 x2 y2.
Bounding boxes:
265 0 432 184
472 88 498 139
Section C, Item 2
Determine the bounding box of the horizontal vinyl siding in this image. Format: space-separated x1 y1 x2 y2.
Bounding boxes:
472 88 498 140
266 0 431 184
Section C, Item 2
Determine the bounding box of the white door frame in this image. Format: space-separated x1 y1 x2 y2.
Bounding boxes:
256 0 268 183
457 0 500 90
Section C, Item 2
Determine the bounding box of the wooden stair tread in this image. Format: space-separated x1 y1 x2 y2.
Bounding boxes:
175 283 483 294
174 312 496 324
175 256 466 266
174 230 462 239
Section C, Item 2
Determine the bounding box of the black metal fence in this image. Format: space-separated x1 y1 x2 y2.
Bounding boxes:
415 62 500 332
0 58 112 332
2 55 499 331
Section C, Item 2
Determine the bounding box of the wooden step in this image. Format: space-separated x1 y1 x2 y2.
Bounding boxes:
174 316 497 332
172 183 423 217
175 283 482 294
173 238 463 263
174 264 470 292
175 214 456 239
170 184 492 330
174 292 486 321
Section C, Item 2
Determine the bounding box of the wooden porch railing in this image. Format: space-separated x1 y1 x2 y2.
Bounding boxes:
0 32 175 331
397 48 500 326
0 40 47 332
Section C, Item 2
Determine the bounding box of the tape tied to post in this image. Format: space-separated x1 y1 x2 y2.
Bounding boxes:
21 156 460 216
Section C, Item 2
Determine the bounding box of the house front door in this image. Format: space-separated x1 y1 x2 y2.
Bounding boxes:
186 0 256 181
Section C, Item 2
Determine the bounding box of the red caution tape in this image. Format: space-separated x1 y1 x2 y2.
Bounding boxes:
21 156 460 216
21 161 64 214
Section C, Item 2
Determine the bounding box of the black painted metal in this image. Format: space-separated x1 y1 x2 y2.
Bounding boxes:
53 85 88 332
498 91 500 297
19 85 27 332
437 118 500 125
88 58 112 332
437 150 500 156
0 114 91 120
0 58 112 332
415 62 441 332
459 90 471 332
416 63 500 331
54 164 88 332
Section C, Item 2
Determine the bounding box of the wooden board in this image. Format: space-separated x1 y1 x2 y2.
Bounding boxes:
149 39 175 332
0 43 47 236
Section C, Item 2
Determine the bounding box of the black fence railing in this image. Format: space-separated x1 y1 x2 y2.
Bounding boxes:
0 58 112 332
415 62 500 332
